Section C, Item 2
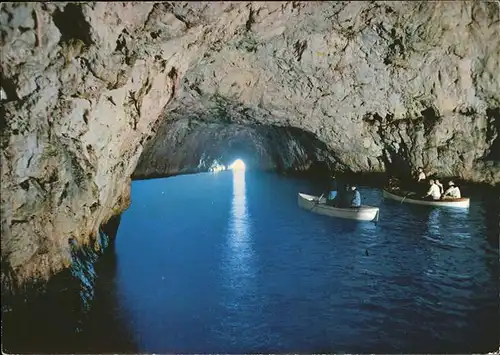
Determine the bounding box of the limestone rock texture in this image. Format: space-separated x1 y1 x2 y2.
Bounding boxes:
1 1 499 289
137 1 500 182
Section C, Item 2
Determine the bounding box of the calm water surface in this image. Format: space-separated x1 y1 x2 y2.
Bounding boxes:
87 171 499 353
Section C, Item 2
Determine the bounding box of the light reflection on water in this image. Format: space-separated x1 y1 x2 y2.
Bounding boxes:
224 169 255 292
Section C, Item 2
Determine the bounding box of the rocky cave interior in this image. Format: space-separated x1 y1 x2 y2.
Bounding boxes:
133 115 340 180
0 1 499 329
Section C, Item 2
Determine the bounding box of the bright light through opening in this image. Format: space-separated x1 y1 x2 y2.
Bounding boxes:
229 159 246 171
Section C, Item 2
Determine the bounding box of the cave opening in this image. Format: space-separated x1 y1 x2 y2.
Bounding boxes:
133 118 339 181
229 159 246 171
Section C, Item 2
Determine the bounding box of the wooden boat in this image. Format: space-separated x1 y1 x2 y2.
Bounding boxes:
298 193 380 222
382 189 470 208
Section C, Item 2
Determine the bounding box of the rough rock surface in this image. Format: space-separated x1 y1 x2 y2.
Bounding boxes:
138 1 500 182
1 1 499 289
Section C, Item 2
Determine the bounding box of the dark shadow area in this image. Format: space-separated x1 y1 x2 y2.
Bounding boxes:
1 216 134 354
1 267 84 353
420 106 441 135
381 144 412 180
0 71 19 103
336 171 390 188
52 3 93 45
362 112 414 180
485 107 499 161
77 217 138 354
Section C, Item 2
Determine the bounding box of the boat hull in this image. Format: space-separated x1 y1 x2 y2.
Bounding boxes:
382 189 470 208
298 193 379 221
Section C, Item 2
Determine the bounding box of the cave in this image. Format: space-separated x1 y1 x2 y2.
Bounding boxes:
133 118 338 180
1 1 499 354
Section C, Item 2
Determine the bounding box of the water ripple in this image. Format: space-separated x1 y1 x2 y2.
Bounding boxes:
104 173 499 353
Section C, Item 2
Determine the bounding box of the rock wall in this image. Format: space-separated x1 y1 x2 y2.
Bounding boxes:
1 1 499 289
0 2 252 290
139 1 500 182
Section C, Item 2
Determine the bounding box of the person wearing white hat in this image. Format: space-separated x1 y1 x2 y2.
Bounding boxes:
349 185 361 207
442 180 461 199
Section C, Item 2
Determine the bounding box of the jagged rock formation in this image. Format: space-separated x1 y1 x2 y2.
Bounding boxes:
137 1 500 181
1 1 499 290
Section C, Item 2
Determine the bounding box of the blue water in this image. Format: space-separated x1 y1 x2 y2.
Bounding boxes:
102 171 498 353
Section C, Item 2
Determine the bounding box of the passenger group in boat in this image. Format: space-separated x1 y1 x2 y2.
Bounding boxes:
325 174 362 208
324 167 463 208
388 167 462 201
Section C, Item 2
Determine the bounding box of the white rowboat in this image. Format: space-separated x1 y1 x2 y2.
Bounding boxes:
298 193 380 222
383 189 470 208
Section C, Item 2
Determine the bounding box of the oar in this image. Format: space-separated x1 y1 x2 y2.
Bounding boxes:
400 191 415 204
310 193 325 210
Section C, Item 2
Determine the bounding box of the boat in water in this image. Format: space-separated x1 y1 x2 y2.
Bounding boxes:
382 189 470 208
298 193 380 222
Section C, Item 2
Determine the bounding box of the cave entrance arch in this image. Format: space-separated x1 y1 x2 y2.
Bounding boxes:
133 118 339 180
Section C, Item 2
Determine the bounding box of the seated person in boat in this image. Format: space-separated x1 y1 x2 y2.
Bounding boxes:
413 167 428 194
422 179 441 200
388 176 401 191
349 185 361 207
327 173 338 200
415 167 426 182
333 184 351 208
442 180 461 199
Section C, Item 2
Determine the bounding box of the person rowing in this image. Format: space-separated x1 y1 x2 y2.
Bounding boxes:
422 179 441 200
442 180 461 199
